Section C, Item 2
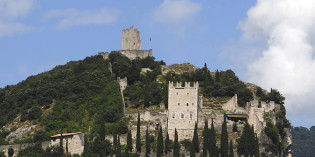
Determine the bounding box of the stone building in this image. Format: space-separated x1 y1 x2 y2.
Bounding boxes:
122 26 141 50
50 132 84 155
167 81 199 141
99 26 152 60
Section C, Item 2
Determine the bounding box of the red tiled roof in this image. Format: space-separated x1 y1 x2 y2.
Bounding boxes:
51 132 82 138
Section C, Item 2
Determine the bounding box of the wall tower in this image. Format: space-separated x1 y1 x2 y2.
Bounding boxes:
122 26 141 50
167 81 199 141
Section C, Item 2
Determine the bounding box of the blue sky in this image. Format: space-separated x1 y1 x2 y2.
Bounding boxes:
1 0 315 128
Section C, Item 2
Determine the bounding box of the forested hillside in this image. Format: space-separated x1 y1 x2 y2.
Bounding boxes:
292 126 315 156
0 52 291 156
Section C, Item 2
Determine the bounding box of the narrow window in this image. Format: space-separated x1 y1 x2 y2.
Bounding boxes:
172 112 175 119
186 103 189 106
178 103 180 106
176 92 178 95
187 92 189 95
192 103 194 106
181 113 184 119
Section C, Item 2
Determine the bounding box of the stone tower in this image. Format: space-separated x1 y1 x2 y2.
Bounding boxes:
168 81 199 141
122 26 141 50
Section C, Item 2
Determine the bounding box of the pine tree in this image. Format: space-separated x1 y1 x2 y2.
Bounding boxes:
127 130 132 152
165 131 170 155
145 127 150 157
203 119 208 157
229 140 234 157
136 112 141 153
209 119 217 157
157 125 164 157
116 136 121 157
220 115 228 157
192 122 199 152
173 129 180 157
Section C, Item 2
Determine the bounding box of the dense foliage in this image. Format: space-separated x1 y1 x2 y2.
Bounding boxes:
0 55 124 136
292 126 315 157
237 123 259 156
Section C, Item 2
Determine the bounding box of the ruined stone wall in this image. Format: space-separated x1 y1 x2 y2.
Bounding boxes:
50 133 84 155
118 49 152 60
168 82 199 141
122 26 141 50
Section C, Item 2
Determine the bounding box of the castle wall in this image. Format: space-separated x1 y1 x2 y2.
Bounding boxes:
50 133 84 155
122 26 141 50
168 82 199 141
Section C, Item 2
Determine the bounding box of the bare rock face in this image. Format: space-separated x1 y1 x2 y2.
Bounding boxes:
5 124 37 143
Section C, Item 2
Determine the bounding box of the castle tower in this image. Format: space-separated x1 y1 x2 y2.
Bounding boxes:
167 81 199 141
122 26 141 50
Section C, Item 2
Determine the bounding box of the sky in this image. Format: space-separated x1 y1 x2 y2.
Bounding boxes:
1 0 315 128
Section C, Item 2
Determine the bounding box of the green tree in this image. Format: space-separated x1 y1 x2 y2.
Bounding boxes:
157 125 163 157
229 140 234 157
173 129 180 157
116 136 121 157
192 123 199 153
165 132 170 155
145 127 150 157
190 140 196 157
203 119 208 157
0 151 5 157
127 130 132 152
100 121 105 141
209 119 218 157
8 147 14 157
221 115 228 157
136 112 141 153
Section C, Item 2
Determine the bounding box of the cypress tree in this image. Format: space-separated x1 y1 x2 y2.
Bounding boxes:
254 135 260 157
100 121 105 141
190 140 196 157
127 130 132 152
157 125 163 157
116 136 121 157
203 119 208 157
229 140 234 157
136 112 141 153
145 127 150 157
192 122 199 152
113 131 118 149
165 131 170 155
209 119 217 157
220 115 228 157
173 129 180 157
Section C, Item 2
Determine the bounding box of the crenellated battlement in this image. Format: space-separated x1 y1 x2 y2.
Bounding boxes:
168 81 199 89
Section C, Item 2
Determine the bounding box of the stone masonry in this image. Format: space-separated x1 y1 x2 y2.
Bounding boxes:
50 132 84 155
122 26 141 50
99 26 152 60
168 82 199 141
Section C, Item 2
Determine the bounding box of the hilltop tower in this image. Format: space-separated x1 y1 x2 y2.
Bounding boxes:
168 81 199 141
122 26 141 50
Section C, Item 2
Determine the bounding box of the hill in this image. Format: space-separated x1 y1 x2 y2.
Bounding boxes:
0 52 291 156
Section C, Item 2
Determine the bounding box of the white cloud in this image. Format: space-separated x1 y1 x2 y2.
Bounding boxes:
0 20 33 36
44 8 119 29
239 0 315 126
0 0 35 18
153 0 202 23
0 0 35 37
